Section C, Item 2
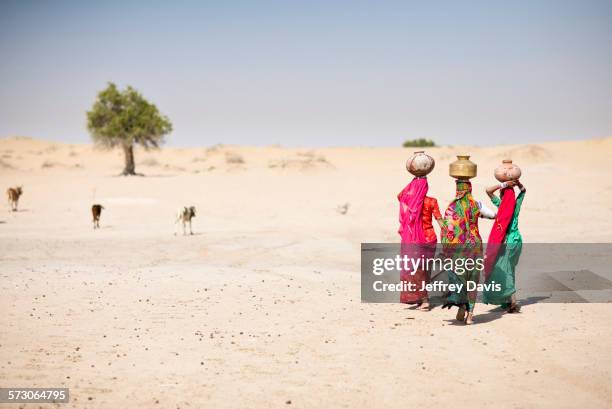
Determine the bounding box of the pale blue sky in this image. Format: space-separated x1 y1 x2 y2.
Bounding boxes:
1 1 611 147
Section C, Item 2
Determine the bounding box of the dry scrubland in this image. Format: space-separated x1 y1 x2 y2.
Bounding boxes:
1 136 612 408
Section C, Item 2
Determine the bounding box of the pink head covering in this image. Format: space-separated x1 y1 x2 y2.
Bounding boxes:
398 177 428 243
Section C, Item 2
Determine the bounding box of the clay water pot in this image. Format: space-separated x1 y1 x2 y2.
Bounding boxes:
494 159 521 182
406 151 435 176
449 155 477 179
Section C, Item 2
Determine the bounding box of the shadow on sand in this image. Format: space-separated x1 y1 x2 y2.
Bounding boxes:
442 296 550 325
111 173 179 178
174 232 204 237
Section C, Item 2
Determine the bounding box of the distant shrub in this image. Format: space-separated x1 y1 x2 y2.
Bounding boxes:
140 158 160 167
192 155 207 163
225 152 245 165
0 158 14 169
402 138 436 148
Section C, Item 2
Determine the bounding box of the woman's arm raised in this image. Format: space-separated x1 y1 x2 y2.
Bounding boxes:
486 180 516 199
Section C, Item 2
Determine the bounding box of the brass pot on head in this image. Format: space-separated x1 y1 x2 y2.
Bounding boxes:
449 155 477 180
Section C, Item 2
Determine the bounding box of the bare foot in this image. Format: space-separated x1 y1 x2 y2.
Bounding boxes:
456 308 465 321
416 301 430 311
465 312 474 325
508 303 521 313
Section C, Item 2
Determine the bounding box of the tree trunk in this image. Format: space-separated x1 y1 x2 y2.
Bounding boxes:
121 143 136 175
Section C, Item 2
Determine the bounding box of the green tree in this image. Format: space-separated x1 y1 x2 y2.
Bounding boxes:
402 138 436 148
87 83 172 175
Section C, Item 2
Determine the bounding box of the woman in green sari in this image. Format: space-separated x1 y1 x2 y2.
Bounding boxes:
483 180 526 312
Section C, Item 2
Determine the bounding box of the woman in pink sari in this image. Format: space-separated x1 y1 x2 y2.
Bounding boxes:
398 176 444 310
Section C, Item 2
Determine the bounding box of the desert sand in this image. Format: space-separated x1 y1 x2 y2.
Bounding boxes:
1 136 611 408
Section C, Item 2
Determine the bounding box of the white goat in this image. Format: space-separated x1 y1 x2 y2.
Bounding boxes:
175 206 196 235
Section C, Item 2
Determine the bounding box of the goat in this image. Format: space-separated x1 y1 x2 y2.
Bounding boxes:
6 186 23 212
175 206 196 235
91 204 104 229
336 202 350 215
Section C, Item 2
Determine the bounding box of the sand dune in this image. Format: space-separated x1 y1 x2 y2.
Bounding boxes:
1 135 611 408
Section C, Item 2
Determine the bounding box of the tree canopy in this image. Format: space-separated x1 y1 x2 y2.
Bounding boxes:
87 83 172 174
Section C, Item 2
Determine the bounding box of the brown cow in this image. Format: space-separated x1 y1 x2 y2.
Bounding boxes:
91 204 104 229
7 186 23 212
